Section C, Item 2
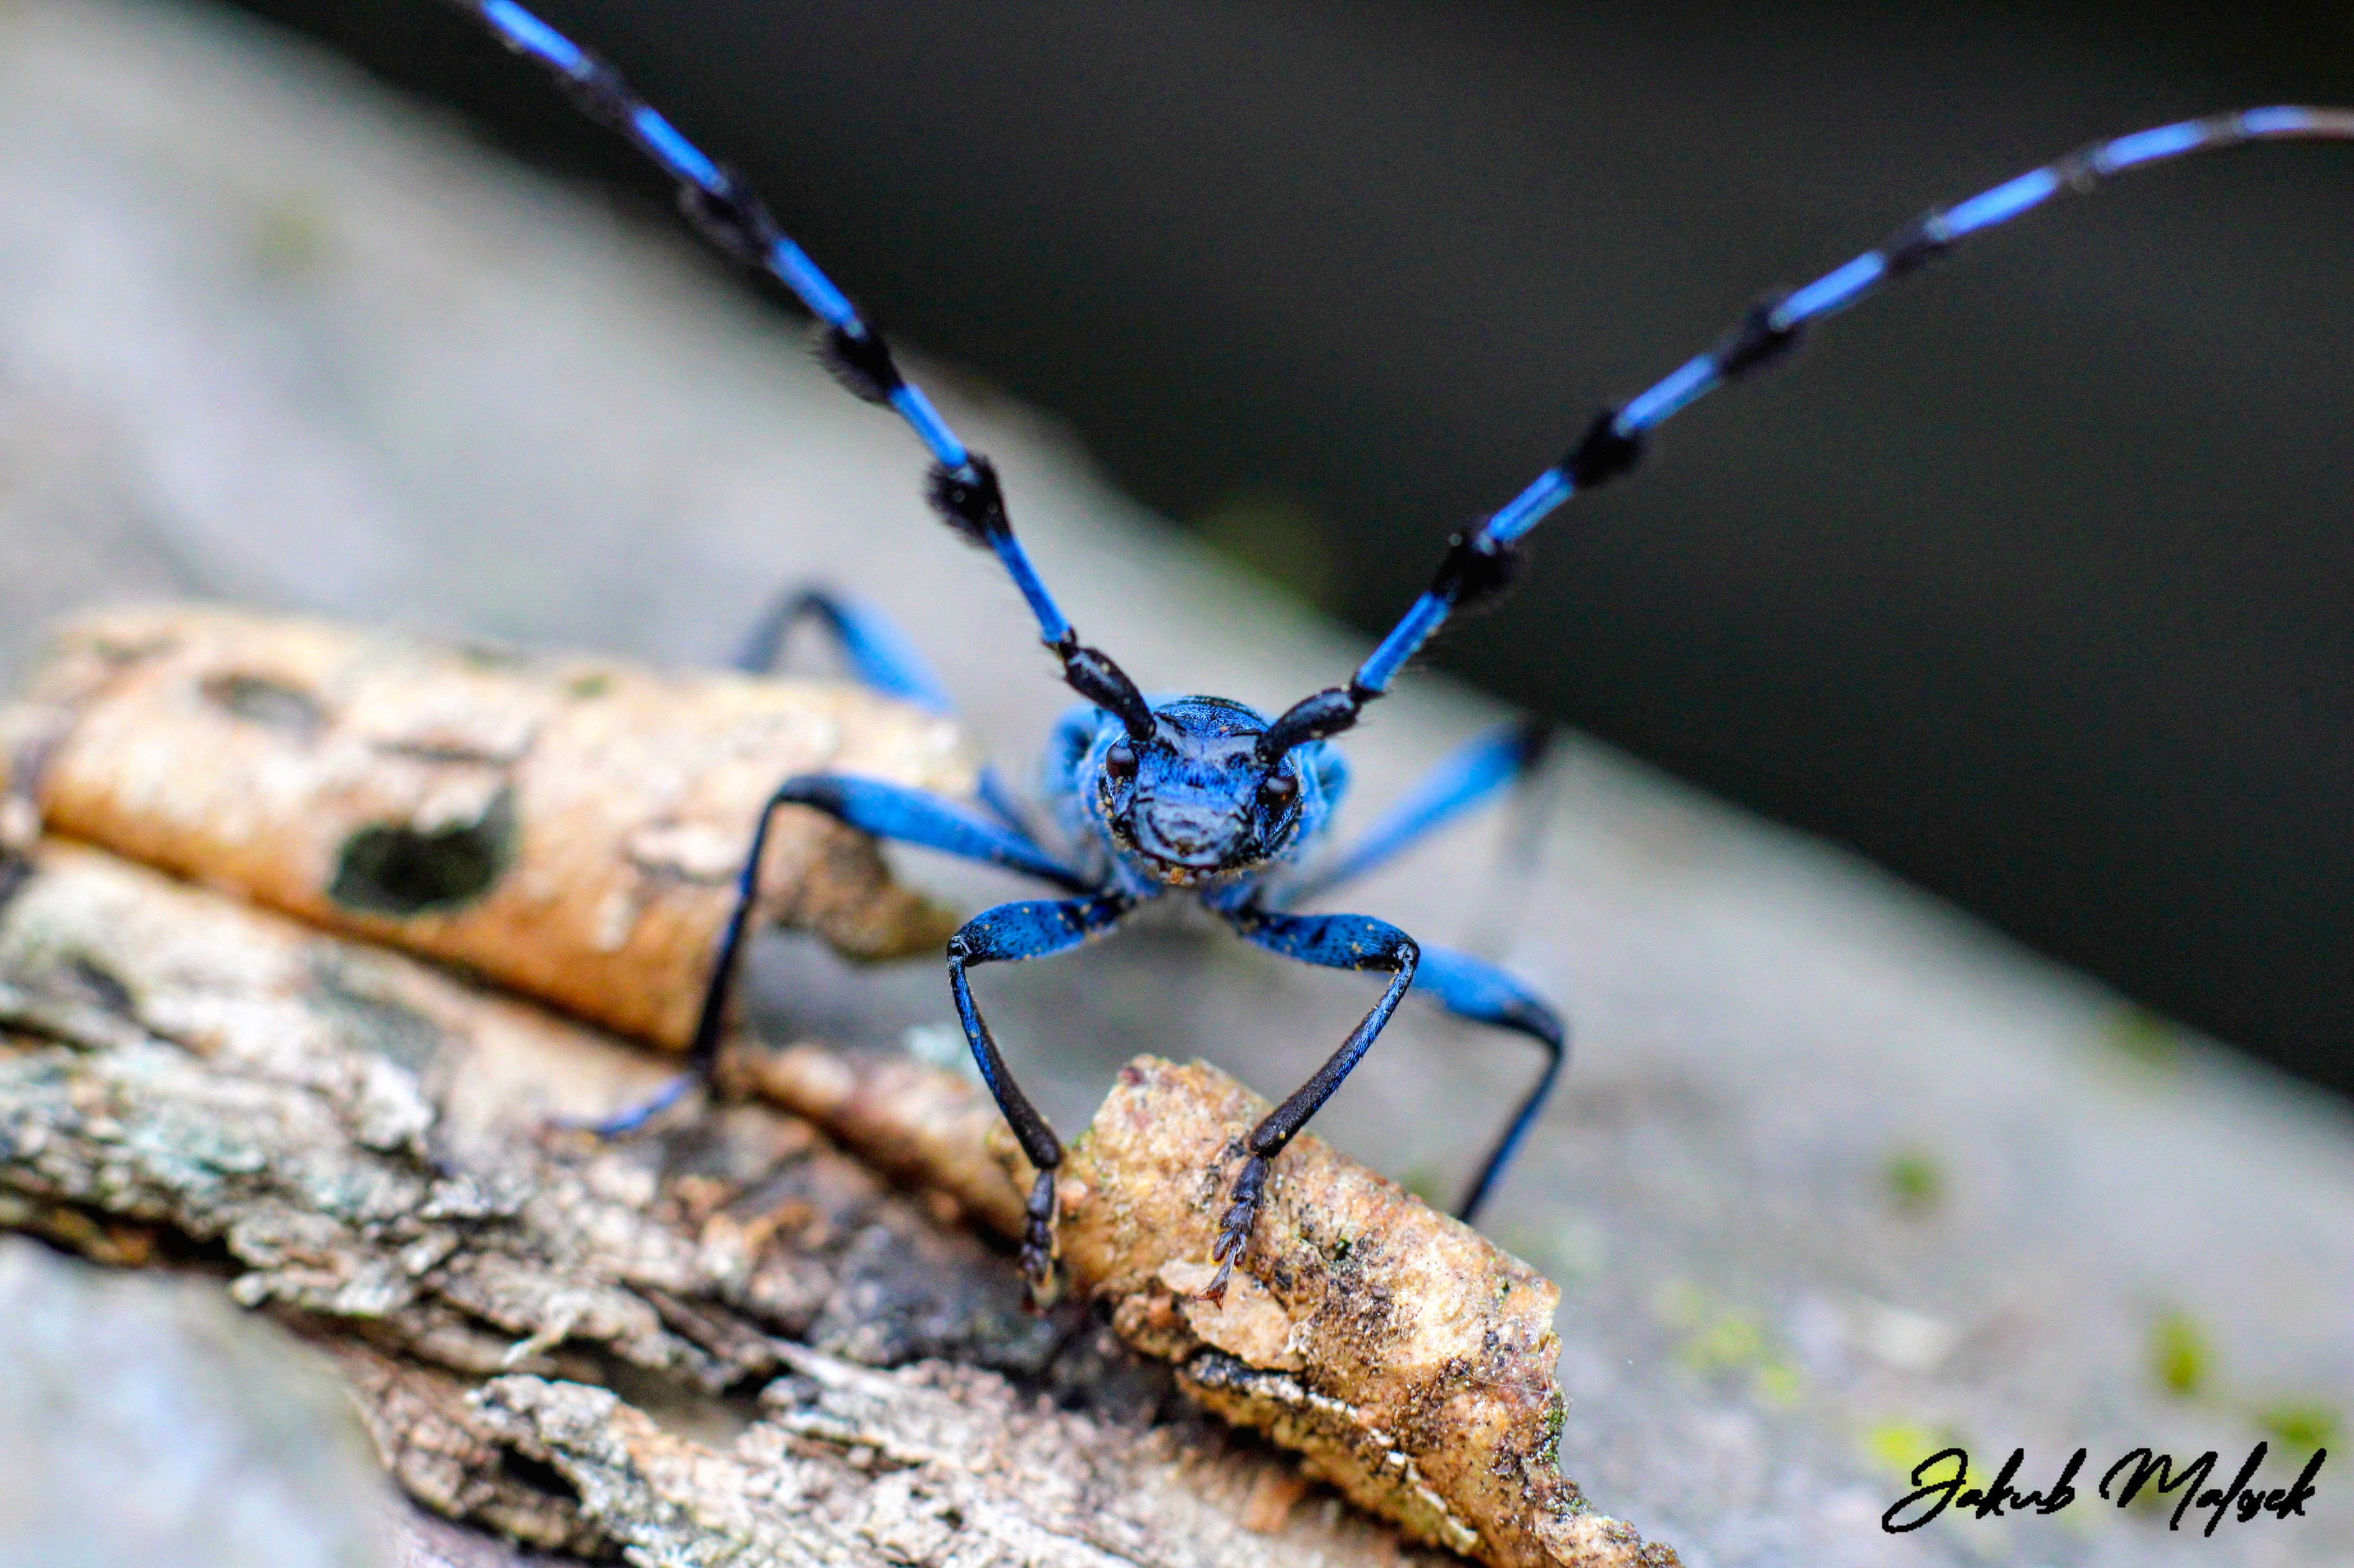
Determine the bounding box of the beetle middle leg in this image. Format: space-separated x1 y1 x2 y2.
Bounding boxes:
1281 715 1550 904
1212 906 1420 1302
1402 943 1567 1221
733 584 1034 832
572 773 1092 1136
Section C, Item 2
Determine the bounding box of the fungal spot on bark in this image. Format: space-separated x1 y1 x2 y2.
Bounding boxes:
199 672 327 739
84 631 179 666
372 738 518 766
305 952 446 1073
66 956 135 1016
329 786 516 917
0 856 31 922
451 640 531 671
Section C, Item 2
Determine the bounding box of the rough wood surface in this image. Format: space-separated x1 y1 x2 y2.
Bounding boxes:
0 604 968 1049
1059 1059 1674 1568
0 601 1674 1564
753 1046 1676 1567
0 841 1677 1566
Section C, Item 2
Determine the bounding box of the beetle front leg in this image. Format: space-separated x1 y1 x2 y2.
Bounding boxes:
1212 908 1419 1302
947 893 1133 1294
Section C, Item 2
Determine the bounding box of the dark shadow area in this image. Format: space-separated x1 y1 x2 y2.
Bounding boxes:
214 0 2353 1097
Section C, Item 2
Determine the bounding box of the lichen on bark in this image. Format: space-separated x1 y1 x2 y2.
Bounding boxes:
0 843 1491 1565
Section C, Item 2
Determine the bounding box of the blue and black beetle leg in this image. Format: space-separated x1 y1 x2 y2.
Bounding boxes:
1282 717 1551 905
732 586 1037 835
569 773 1097 1136
1405 945 1567 1221
1210 908 1420 1302
1262 722 1564 1220
947 893 1135 1292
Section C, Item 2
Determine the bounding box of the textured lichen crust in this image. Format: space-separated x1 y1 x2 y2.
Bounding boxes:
0 845 1452 1566
1056 1058 1678 1568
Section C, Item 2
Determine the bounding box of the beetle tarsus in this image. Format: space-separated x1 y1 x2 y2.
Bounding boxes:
1020 1166 1062 1306
1201 1152 1269 1303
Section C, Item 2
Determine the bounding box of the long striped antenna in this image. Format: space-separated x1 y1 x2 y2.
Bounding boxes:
1256 106 2354 765
457 0 1156 740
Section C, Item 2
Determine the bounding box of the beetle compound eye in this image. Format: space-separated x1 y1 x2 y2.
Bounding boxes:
1105 739 1138 781
1258 770 1298 810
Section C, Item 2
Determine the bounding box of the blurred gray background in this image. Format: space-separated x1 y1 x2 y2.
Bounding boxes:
218 0 2354 1098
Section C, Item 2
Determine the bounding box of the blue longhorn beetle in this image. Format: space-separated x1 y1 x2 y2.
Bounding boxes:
453 0 2353 1301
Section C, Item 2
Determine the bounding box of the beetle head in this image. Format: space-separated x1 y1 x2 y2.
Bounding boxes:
1088 696 1340 885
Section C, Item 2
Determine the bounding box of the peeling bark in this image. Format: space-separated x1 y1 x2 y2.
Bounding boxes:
475 1354 1446 1568
0 844 1458 1566
0 604 969 1047
740 1041 1033 1244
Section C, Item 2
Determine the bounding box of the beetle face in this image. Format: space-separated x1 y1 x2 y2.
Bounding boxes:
1091 696 1321 886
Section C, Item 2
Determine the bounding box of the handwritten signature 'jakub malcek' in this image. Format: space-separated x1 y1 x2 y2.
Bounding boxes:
1882 1442 2325 1536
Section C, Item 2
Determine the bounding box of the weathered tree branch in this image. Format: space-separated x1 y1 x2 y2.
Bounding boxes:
0 840 1674 1564
0 840 1382 1562
0 604 1678 1565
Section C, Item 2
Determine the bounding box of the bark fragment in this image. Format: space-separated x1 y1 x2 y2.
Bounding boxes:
476 1351 1442 1568
752 1047 1680 1568
0 604 969 1048
738 1040 1032 1242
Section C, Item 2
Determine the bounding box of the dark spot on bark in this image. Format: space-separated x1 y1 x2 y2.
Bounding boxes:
1390 1353 1476 1451
0 855 33 922
85 631 179 665
493 1447 582 1508
198 672 328 738
66 956 134 1016
1041 1315 1175 1424
371 739 515 765
806 1217 1062 1375
451 640 531 671
304 952 445 1073
329 786 515 917
1180 1348 1299 1410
